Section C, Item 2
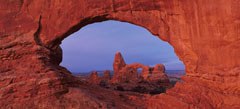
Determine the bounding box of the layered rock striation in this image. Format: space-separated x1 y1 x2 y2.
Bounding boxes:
0 0 239 108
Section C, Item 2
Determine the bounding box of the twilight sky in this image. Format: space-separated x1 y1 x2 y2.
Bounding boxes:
60 20 185 73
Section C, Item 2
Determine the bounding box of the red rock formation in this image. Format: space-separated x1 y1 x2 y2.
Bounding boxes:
149 64 169 83
113 64 139 83
153 64 165 73
102 70 111 80
88 71 100 84
113 52 126 77
0 0 239 108
109 52 170 93
141 66 152 80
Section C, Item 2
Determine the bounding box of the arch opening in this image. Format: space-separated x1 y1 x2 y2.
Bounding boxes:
60 20 185 94
137 68 143 75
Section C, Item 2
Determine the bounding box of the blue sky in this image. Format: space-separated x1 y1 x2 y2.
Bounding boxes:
60 20 185 73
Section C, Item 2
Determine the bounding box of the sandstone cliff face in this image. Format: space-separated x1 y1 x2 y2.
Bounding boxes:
0 0 239 108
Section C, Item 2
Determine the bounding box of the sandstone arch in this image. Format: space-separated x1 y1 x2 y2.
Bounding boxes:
0 0 239 108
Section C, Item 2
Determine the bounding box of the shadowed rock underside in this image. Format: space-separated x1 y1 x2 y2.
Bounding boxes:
0 0 239 109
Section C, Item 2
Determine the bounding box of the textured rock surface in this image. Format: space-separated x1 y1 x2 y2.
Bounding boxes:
149 64 169 83
100 52 171 94
0 0 239 108
112 52 170 85
102 70 111 81
112 63 140 83
113 52 126 78
88 71 100 84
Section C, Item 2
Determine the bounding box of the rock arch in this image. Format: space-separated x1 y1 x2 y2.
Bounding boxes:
0 0 239 108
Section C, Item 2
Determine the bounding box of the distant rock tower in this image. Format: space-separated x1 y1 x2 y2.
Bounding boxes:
88 71 100 84
113 52 126 77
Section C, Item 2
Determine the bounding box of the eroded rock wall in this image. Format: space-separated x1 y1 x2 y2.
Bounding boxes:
0 0 239 108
